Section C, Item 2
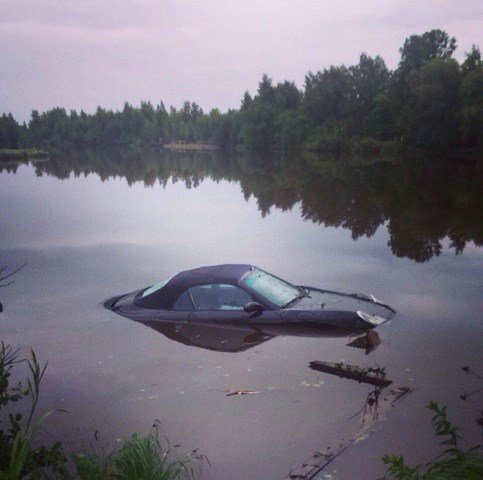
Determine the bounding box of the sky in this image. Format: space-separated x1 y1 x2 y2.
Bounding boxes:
1 0 482 123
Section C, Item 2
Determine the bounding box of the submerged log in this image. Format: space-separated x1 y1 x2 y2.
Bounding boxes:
309 360 392 387
284 386 411 480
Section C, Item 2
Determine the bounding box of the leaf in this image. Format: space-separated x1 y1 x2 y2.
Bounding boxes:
224 389 260 397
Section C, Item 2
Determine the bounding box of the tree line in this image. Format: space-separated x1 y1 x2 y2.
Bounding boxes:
1 29 481 155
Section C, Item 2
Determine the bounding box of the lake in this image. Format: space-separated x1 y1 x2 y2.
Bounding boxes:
1 149 482 479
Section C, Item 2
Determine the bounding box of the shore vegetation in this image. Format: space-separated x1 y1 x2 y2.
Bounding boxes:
0 342 206 480
383 401 483 479
1 30 481 159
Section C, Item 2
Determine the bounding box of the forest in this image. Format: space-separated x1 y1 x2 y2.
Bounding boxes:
0 29 481 157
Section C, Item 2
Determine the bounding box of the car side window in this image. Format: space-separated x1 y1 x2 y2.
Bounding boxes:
172 290 195 310
188 283 253 310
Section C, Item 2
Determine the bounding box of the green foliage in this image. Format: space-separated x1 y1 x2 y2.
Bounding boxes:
460 66 483 149
383 401 483 479
74 423 207 480
304 65 354 128
0 342 207 479
0 149 49 164
390 30 468 153
0 114 20 149
2 29 481 156
365 93 396 140
20 101 225 150
398 29 457 75
349 136 399 158
461 45 482 74
404 58 462 149
72 452 110 480
273 110 310 151
0 343 67 479
304 122 348 153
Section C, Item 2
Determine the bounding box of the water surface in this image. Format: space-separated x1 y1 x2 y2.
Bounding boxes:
1 150 482 479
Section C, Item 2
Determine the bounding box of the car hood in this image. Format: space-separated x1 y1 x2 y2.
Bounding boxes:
289 287 395 320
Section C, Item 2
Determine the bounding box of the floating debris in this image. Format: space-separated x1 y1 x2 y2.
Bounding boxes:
309 361 392 388
285 386 411 479
346 330 381 354
477 412 483 429
224 389 260 397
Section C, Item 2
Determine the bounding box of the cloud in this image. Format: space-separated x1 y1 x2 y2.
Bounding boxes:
1 0 162 31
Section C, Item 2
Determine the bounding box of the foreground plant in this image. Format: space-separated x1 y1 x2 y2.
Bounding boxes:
74 421 208 480
0 342 66 479
0 342 207 479
383 400 483 479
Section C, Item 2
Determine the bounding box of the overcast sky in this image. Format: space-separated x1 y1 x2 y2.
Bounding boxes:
1 0 481 123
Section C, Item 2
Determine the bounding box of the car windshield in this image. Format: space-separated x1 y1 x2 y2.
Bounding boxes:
141 275 173 298
243 268 300 307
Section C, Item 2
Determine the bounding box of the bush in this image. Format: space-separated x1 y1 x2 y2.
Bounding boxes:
304 123 349 153
383 401 483 479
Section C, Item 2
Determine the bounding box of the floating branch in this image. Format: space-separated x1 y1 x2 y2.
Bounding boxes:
0 262 26 287
309 360 392 388
285 386 411 480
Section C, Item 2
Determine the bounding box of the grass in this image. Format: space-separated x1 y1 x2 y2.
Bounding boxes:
74 422 208 480
0 342 206 479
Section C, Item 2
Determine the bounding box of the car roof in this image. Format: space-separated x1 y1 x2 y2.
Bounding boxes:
135 264 254 309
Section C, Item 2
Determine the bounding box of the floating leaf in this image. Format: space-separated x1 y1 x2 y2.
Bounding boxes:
224 389 260 397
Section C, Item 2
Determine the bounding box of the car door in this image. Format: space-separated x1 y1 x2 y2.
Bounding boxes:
181 283 280 324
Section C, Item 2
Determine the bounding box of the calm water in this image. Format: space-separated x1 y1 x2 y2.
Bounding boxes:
1 150 482 479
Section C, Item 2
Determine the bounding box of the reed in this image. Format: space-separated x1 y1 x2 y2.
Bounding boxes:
73 421 208 480
0 343 66 479
1 342 207 480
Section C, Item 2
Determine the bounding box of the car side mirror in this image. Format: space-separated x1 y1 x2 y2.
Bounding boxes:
244 301 264 313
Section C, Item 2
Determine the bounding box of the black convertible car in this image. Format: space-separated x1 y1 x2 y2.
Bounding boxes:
104 264 395 330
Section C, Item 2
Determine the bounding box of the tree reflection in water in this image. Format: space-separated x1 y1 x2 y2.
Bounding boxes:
3 147 480 263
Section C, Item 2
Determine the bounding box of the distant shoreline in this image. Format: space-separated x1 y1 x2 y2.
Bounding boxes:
0 148 49 162
163 143 218 151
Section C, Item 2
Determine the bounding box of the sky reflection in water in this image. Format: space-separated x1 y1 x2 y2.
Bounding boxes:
0 154 482 480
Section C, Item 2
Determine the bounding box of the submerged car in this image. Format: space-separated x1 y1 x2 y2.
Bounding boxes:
104 264 395 330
